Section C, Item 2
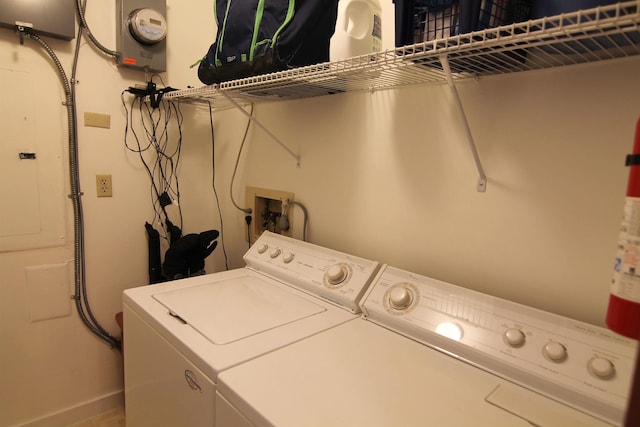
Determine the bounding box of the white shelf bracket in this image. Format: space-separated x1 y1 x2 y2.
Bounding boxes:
439 54 487 192
219 90 301 166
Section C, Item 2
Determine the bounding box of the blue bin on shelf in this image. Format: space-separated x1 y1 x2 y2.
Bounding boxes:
393 0 531 47
531 1 640 54
531 0 618 18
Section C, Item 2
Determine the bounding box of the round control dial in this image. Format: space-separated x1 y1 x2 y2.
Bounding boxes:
128 8 168 45
325 264 350 286
257 244 269 254
283 253 295 263
503 328 526 348
389 286 414 310
384 283 419 314
588 357 615 379
543 341 568 362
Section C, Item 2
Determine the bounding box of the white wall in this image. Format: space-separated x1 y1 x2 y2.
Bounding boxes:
241 57 640 326
0 1 221 426
0 0 638 425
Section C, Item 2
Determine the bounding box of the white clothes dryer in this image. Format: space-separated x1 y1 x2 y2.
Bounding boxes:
122 231 379 427
216 265 637 427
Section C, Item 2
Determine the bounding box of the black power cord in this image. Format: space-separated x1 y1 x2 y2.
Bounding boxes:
209 102 230 270
121 86 185 243
245 215 253 247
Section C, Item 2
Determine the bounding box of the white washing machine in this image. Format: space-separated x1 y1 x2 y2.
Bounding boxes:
216 265 638 427
122 231 379 427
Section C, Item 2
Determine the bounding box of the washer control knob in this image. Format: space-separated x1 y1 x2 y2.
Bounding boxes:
270 248 281 259
326 264 348 285
257 244 269 254
389 287 414 310
283 253 295 264
543 341 567 362
504 328 526 347
588 357 615 379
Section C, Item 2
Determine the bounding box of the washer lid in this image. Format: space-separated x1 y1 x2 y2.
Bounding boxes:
153 275 326 344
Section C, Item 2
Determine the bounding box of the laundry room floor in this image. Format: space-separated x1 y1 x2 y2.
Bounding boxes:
68 407 125 427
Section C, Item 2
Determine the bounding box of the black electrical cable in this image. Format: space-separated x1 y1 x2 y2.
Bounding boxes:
245 215 253 247
208 102 229 270
18 24 120 350
162 101 184 223
122 92 165 229
151 99 184 230
122 91 185 241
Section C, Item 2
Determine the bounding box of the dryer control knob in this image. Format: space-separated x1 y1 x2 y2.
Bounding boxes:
326 264 348 285
257 244 269 254
389 286 413 310
270 248 281 258
588 357 615 379
543 341 567 362
283 253 295 263
504 328 526 347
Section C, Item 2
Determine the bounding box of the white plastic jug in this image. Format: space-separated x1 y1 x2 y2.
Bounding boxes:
330 0 382 62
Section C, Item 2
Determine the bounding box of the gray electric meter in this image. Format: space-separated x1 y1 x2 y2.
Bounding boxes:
128 8 167 45
116 0 167 72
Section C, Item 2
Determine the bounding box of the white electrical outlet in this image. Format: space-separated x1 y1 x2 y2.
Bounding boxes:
96 174 113 197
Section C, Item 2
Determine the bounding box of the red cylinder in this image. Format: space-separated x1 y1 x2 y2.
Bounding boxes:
606 117 640 340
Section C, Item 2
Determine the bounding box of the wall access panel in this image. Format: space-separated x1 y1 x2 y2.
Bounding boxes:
0 69 66 252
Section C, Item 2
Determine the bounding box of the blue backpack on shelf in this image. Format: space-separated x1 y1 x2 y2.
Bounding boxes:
198 0 339 84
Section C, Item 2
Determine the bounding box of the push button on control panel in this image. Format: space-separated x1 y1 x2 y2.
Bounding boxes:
543 341 568 362
503 328 526 348
270 248 282 259
588 357 616 379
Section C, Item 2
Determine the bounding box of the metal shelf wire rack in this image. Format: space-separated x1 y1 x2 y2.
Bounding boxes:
166 1 640 108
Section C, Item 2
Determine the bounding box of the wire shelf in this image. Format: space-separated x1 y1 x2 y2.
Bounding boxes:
165 1 640 108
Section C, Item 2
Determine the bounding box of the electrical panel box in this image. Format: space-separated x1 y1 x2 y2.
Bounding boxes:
116 0 167 72
0 69 66 252
0 0 75 40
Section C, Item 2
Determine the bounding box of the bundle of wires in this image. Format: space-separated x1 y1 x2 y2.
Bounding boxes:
121 83 184 242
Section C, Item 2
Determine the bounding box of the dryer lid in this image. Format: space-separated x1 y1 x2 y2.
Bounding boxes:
153 274 326 344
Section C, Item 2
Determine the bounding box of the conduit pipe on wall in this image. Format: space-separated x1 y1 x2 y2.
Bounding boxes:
17 25 121 350
75 0 118 58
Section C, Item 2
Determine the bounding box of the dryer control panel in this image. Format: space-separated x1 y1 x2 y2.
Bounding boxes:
361 265 637 426
244 231 379 313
